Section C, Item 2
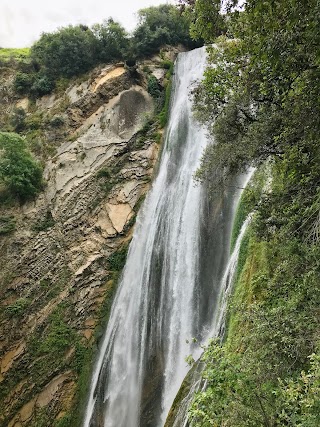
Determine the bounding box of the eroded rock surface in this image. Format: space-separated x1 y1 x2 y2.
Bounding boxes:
0 56 167 426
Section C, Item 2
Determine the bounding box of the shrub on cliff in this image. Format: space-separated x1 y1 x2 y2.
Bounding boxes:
132 4 199 57
31 25 97 79
92 18 128 63
0 132 43 201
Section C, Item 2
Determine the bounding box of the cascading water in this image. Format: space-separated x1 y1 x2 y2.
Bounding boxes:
84 47 249 427
168 211 253 427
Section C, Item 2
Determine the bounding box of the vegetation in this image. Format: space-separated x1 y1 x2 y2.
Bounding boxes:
32 211 55 232
10 4 198 99
0 132 43 201
0 48 30 63
108 246 128 271
5 298 29 316
0 215 16 235
186 0 320 426
132 4 199 58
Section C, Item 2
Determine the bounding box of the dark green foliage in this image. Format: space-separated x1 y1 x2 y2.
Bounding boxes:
31 25 97 79
187 0 227 42
193 0 320 187
12 5 198 99
32 211 55 232
0 215 16 235
108 246 128 271
0 132 43 201
147 75 161 98
13 70 54 98
160 59 173 70
158 78 172 128
50 115 64 127
4 298 29 317
96 167 111 179
31 72 55 96
92 18 128 63
132 4 199 58
13 72 34 95
10 107 26 132
188 1 320 425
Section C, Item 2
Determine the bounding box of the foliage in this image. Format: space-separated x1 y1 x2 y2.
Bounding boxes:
32 211 55 232
50 115 65 128
147 74 161 98
31 25 97 79
10 107 26 132
92 18 128 63
31 72 55 96
0 132 43 201
157 61 174 128
158 79 172 128
108 246 128 271
0 215 16 235
5 298 29 317
0 48 30 63
276 353 320 426
13 72 34 95
11 5 199 99
230 165 268 250
188 1 320 425
132 4 199 58
183 0 227 42
193 0 320 188
96 167 111 179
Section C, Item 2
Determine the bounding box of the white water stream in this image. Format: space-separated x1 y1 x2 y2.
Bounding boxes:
84 47 251 427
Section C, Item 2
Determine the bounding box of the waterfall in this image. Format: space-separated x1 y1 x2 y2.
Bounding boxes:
84 47 249 427
168 212 253 427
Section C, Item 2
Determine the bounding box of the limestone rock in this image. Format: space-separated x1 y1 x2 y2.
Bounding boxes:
106 203 133 233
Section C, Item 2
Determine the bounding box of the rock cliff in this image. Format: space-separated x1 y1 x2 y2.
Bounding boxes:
0 51 177 426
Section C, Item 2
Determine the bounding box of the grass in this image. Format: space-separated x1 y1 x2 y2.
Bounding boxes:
0 48 31 63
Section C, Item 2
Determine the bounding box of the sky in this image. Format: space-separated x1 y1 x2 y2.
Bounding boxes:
0 0 174 48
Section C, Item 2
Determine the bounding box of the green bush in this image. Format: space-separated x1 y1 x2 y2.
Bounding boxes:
31 73 55 96
50 115 65 127
13 72 34 95
0 132 43 201
5 298 29 317
32 211 55 232
92 18 128 63
10 107 26 132
147 75 161 98
158 79 172 128
96 167 111 179
132 5 199 58
108 246 128 271
31 25 97 79
0 215 16 235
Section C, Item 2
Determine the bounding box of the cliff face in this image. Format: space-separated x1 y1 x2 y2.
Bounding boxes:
0 51 177 426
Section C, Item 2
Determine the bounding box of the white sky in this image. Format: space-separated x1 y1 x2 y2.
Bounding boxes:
0 0 175 48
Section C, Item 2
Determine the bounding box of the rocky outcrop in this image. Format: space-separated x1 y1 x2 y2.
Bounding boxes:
0 54 171 426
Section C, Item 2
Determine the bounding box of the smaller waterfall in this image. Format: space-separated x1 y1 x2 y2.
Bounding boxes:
167 212 253 427
211 213 252 338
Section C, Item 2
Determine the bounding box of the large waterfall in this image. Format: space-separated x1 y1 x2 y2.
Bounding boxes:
84 47 248 427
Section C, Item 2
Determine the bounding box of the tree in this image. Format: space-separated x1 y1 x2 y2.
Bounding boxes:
192 0 320 188
132 4 199 57
92 18 128 63
188 2 320 425
31 25 97 78
0 132 43 201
